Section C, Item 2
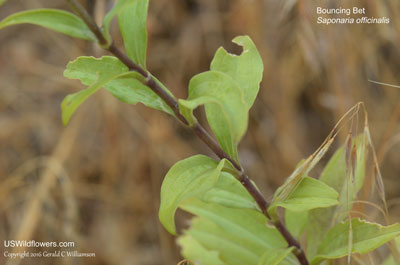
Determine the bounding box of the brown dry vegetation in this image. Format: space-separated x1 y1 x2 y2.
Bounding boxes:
0 0 400 264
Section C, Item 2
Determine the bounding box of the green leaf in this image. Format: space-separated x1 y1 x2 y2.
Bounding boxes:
179 71 248 161
102 0 136 45
384 256 398 265
61 84 99 126
319 134 367 204
178 234 224 265
304 134 367 258
210 35 263 109
0 9 96 41
273 138 334 204
0 0 7 7
382 237 400 265
178 36 263 160
186 217 260 265
320 145 346 191
353 134 368 197
61 71 140 125
159 155 226 235
285 209 308 239
311 218 400 265
198 172 258 211
258 247 295 265
270 177 339 212
179 199 298 265
118 0 149 68
63 56 174 115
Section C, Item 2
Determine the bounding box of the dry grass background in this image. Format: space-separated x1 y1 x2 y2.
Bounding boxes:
0 0 400 264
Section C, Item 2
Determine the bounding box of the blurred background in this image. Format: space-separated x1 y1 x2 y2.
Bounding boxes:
0 0 400 264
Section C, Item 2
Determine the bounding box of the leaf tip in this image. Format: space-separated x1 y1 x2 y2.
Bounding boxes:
158 206 177 236
60 99 71 126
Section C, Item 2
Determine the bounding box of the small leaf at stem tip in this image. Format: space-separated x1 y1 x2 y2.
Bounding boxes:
0 9 96 41
159 156 227 235
118 0 149 68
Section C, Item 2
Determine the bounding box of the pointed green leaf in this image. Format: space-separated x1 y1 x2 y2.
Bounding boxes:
258 247 295 265
178 234 224 265
61 82 101 126
270 140 334 224
211 35 263 109
159 155 226 235
63 56 174 115
61 71 140 125
311 219 400 265
64 56 128 82
273 139 334 204
270 177 339 212
179 199 298 265
0 9 96 41
102 0 136 44
179 71 248 161
118 0 148 67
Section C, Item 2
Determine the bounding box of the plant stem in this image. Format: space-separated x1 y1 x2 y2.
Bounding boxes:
65 0 108 46
64 1 309 264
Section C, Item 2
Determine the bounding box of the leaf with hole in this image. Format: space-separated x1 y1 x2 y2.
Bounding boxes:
211 35 263 109
179 71 248 162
